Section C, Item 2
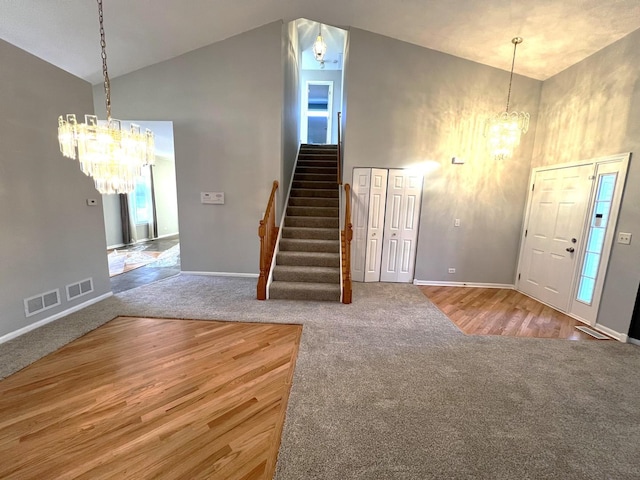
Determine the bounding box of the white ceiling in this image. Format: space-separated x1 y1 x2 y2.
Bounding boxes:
1 0 639 84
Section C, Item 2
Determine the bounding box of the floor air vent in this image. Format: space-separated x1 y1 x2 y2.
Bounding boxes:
66 278 94 301
24 289 61 317
575 325 610 340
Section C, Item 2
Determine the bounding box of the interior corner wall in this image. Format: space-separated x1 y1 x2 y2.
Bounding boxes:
300 69 343 143
0 39 110 339
532 28 640 336
342 28 542 285
281 20 301 217
93 22 284 275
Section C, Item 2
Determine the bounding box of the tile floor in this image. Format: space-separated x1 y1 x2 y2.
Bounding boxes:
109 235 180 294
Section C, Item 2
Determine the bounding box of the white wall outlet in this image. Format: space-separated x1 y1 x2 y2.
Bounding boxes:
617 232 632 245
448 268 456 274
201 192 224 204
86 198 97 206
454 219 461 227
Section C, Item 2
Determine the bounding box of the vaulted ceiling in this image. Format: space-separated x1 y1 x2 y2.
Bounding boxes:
1 0 639 84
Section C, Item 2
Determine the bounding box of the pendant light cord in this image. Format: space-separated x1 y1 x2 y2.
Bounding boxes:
98 0 111 121
505 37 522 113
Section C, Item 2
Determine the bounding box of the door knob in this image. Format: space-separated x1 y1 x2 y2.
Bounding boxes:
392 233 397 237
566 247 575 253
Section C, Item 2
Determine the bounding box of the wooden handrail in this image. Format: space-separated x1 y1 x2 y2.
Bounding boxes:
341 183 353 304
257 180 279 300
337 112 342 185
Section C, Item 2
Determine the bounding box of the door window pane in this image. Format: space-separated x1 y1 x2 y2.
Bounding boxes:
576 173 617 305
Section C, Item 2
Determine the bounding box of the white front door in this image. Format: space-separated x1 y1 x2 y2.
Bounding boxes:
380 170 423 283
518 164 593 310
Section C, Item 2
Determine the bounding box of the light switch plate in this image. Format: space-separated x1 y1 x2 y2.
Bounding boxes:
201 192 224 204
617 232 632 245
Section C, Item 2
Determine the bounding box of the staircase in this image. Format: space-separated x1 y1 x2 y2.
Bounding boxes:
270 144 341 302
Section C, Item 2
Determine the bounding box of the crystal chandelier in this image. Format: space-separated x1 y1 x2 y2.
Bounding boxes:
57 0 154 195
313 24 327 63
484 37 530 160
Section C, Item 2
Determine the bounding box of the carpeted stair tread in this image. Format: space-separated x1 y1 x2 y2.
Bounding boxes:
282 226 338 240
290 188 338 198
292 180 337 190
269 281 341 301
273 265 340 283
285 216 339 228
294 173 337 182
288 197 339 207
286 206 339 217
296 166 338 175
280 238 339 253
276 251 340 267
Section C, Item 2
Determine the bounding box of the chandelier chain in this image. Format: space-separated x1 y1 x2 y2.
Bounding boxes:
98 0 111 120
505 37 521 113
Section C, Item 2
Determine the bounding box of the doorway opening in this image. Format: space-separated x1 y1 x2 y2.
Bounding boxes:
104 120 181 292
302 81 333 144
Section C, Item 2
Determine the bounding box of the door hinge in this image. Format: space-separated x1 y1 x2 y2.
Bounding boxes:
532 183 535 191
518 273 521 280
525 229 528 237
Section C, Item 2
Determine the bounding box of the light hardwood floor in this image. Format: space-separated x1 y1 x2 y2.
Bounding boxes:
420 286 607 340
0 317 302 479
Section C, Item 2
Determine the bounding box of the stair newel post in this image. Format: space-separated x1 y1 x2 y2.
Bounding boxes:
342 183 353 304
257 180 279 300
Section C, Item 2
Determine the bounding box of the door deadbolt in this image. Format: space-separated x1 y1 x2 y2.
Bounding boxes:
571 238 577 243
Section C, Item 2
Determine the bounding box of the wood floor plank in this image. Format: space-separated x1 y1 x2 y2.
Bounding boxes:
420 286 609 341
0 317 302 479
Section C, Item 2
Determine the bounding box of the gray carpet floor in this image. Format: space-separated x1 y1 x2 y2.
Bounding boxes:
1 275 639 479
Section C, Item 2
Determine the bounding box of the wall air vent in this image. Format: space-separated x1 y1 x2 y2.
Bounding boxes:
24 289 61 317
66 278 94 301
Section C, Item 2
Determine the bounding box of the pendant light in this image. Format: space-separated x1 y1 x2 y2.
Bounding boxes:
57 0 155 194
484 37 530 160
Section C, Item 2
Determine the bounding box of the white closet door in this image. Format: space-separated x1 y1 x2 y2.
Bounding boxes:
380 170 423 283
351 168 371 282
364 169 388 282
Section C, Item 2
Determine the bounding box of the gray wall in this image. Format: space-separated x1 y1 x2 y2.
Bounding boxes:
0 39 111 338
281 21 301 213
102 194 123 248
342 29 542 285
532 28 640 335
93 22 284 275
300 69 343 144
153 155 180 238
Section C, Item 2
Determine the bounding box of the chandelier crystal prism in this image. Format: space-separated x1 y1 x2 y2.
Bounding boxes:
484 37 530 160
57 0 154 195
313 24 327 63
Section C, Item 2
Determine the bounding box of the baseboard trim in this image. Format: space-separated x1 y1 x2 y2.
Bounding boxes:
593 323 628 343
413 280 515 289
0 292 113 345
627 337 640 346
181 271 259 278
